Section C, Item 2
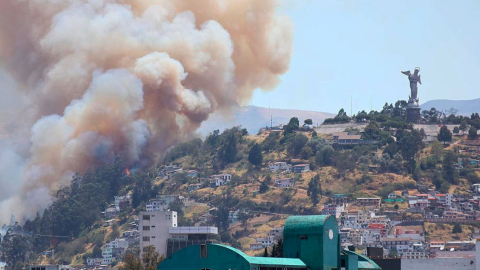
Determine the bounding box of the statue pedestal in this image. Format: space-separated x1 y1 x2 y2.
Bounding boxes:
406 103 421 124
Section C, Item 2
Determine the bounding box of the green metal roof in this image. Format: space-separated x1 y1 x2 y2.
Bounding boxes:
341 250 381 270
212 244 307 267
284 215 333 236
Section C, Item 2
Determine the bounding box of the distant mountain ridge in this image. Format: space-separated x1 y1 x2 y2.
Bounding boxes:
421 98 480 115
198 105 335 135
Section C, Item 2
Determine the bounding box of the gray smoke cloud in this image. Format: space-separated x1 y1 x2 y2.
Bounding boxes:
0 0 293 223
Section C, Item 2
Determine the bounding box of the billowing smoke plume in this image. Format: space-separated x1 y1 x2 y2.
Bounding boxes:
0 0 292 223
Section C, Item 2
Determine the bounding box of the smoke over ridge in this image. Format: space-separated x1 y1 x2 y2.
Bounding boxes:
0 0 293 223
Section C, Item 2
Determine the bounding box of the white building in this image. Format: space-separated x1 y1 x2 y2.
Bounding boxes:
86 258 102 266
139 210 217 258
212 173 232 187
114 194 132 211
102 246 113 265
268 162 291 172
139 210 178 257
146 195 177 211
274 178 294 188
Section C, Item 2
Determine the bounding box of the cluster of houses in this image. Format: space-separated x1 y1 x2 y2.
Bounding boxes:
330 195 428 259
323 184 480 260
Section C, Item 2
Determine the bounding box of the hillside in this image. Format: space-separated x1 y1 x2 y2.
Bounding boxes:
421 98 480 115
3 101 480 269
198 105 335 135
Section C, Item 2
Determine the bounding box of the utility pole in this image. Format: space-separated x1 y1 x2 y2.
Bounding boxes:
351 95 353 117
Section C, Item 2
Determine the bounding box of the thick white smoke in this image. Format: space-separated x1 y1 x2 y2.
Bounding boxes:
0 0 293 223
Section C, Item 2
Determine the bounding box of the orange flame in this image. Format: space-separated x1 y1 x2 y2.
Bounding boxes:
125 168 130 176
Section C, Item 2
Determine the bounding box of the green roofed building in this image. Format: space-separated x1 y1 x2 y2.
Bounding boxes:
158 215 381 270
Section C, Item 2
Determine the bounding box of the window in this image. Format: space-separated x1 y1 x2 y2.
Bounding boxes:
143 215 150 220
143 236 150 241
200 244 207 258
143 226 150 231
301 235 308 240
151 225 155 228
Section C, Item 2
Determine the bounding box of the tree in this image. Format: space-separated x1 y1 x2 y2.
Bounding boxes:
263 247 269 257
142 245 165 270
394 204 399 210
430 141 443 160
443 150 458 184
259 180 269 194
453 126 460 134
316 145 335 166
287 134 308 157
307 175 322 207
248 143 263 167
121 252 143 270
300 146 314 159
452 223 462 234
284 117 300 135
437 125 452 144
0 234 32 267
460 120 468 134
304 119 313 125
92 246 102 258
469 126 478 138
398 129 424 173
219 133 237 165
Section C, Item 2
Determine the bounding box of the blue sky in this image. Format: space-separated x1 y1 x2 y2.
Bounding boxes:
250 0 480 114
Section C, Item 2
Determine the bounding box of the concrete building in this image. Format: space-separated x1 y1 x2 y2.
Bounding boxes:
274 178 294 188
114 194 132 211
140 210 178 257
211 173 232 187
146 195 177 211
321 204 344 218
140 210 218 258
356 197 381 207
268 162 291 172
291 164 310 173
166 226 218 256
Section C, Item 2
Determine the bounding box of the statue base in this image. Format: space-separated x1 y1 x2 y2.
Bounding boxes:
406 103 421 124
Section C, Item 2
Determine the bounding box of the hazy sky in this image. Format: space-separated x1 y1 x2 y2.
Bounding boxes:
250 0 480 114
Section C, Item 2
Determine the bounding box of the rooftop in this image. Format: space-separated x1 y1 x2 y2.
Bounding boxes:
169 226 218 235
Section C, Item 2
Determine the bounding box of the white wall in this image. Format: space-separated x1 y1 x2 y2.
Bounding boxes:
139 210 177 257
402 258 476 270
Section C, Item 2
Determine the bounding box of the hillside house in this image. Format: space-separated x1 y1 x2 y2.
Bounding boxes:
332 194 348 206
291 164 310 173
268 162 291 172
321 204 344 218
146 195 177 211
356 197 381 207
114 194 132 211
274 178 294 188
211 173 232 187
187 184 201 193
330 132 362 145
104 207 118 219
